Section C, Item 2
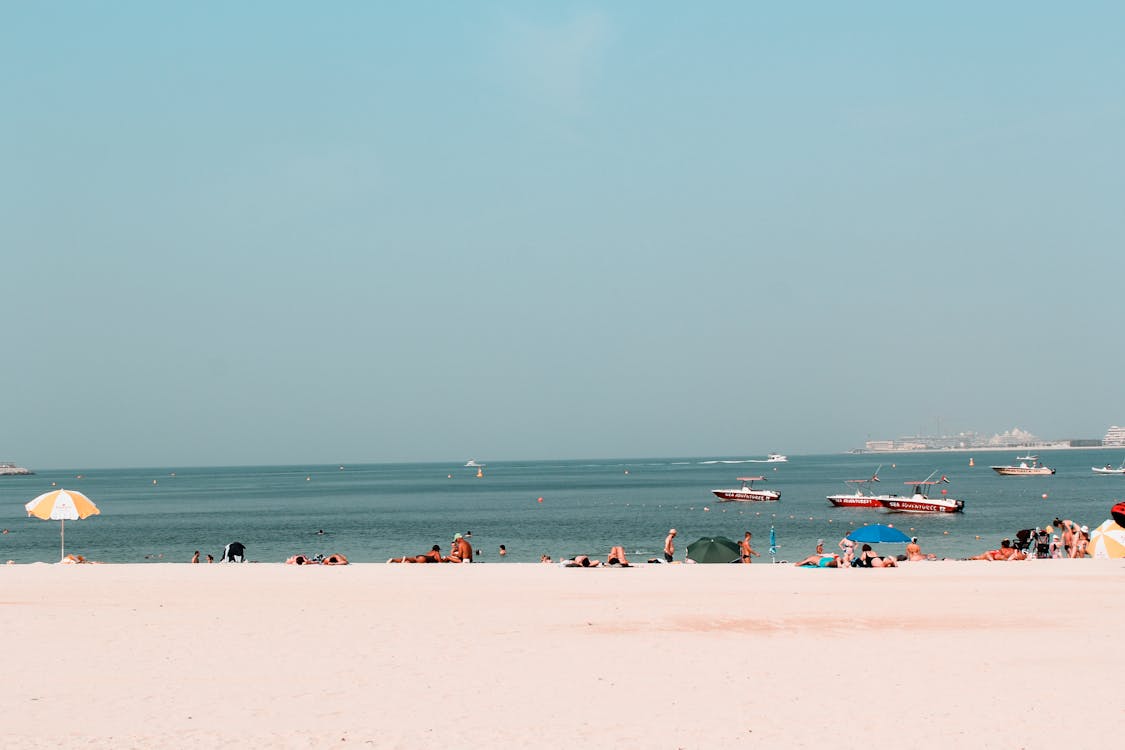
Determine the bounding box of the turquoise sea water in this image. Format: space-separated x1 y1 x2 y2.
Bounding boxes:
1 450 1122 564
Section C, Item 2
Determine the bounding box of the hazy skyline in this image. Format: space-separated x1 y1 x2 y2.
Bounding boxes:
3 3 1123 469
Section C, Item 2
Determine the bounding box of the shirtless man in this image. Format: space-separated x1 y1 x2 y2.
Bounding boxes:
739 532 760 563
449 533 473 563
905 537 925 562
664 529 677 562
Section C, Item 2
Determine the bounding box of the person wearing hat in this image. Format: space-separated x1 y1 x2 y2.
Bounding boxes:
1073 526 1090 558
905 536 924 562
663 529 677 562
450 532 473 563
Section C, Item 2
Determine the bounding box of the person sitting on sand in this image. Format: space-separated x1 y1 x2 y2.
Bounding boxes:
448 533 473 563
564 555 601 567
191 550 200 564
606 546 630 566
905 537 925 562
540 554 552 563
854 544 881 567
838 536 856 566
389 545 445 563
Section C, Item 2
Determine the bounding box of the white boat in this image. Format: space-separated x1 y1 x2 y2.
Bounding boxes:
711 476 781 502
991 454 1055 476
0 461 33 476
749 453 788 463
826 467 883 509
1092 459 1125 475
879 475 965 514
464 460 485 468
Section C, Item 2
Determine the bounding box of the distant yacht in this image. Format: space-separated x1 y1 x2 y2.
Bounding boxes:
0 461 33 476
991 455 1055 476
464 459 485 468
749 453 788 463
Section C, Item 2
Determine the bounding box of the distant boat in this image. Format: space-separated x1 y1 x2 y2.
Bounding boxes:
991 455 1055 476
749 453 788 463
711 476 781 503
1092 458 1125 475
464 460 485 468
0 461 33 476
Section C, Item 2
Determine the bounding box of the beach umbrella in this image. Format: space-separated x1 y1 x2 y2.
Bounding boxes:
686 536 740 564
25 489 101 561
1086 519 1125 559
847 524 911 544
768 525 777 563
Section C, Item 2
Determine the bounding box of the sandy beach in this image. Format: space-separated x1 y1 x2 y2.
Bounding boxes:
2 560 1122 749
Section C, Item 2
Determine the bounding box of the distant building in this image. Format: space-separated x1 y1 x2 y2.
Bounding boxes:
1104 426 1125 446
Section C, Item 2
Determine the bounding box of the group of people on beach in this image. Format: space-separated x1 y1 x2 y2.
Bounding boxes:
970 517 1093 561
387 531 476 563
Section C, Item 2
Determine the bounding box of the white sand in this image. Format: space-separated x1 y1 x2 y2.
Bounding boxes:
2 560 1122 749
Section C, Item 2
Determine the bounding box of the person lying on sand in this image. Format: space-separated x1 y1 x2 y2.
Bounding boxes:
564 555 601 567
969 539 1026 561
388 545 446 563
606 546 631 566
793 553 840 568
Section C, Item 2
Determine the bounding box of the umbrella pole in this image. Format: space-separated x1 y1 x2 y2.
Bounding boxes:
60 518 65 562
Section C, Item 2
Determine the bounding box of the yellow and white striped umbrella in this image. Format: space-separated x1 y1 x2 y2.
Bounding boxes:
25 489 101 561
1086 519 1125 559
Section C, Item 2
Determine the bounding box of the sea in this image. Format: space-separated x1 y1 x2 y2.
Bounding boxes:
2 450 1122 564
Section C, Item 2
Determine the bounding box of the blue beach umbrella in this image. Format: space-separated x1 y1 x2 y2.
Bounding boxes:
847 524 911 544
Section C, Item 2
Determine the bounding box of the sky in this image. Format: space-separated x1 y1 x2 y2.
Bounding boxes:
2 2 1123 469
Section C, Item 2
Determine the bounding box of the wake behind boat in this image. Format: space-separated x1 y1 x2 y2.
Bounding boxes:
711 476 780 502
991 455 1055 476
750 453 788 463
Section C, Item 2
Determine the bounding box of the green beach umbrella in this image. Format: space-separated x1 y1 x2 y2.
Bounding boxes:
686 536 741 564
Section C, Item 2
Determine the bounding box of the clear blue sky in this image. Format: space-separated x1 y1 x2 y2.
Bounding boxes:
3 2 1123 468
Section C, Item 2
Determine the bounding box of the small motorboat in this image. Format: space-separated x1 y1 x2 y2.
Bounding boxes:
991 455 1055 476
711 476 780 502
1092 459 1125 475
826 468 883 509
880 475 964 514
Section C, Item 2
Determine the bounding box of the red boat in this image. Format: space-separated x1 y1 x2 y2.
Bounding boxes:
880 476 964 514
711 476 780 502
826 468 883 508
